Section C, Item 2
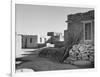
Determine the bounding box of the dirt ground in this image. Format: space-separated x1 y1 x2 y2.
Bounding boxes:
16 48 94 72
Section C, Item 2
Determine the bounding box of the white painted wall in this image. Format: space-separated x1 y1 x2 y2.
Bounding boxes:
38 35 50 44
16 35 36 58
16 34 22 57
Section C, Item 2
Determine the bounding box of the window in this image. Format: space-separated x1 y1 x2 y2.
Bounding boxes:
84 21 92 41
30 38 32 43
40 38 42 43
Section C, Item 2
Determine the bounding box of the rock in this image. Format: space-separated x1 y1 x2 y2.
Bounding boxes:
64 43 94 64
89 54 94 62
79 46 86 52
72 45 78 51
69 49 73 54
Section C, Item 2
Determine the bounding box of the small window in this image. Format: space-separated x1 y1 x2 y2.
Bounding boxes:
30 38 32 43
44 38 46 42
84 22 92 40
40 38 42 43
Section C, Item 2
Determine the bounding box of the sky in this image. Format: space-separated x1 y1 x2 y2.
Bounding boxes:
15 4 93 36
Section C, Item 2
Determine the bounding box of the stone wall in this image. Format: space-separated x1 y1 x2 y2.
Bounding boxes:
64 43 94 65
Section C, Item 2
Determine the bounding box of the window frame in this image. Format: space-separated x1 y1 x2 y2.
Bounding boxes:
82 20 93 41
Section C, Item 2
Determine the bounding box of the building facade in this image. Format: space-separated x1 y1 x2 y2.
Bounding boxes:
22 35 38 48
64 10 94 44
47 32 64 42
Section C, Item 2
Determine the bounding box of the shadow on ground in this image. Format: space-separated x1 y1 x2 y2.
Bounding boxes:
16 47 94 72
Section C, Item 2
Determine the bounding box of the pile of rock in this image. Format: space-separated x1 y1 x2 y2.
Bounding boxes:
64 43 94 64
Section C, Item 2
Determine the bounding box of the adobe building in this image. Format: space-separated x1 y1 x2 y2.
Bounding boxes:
47 32 64 42
38 36 47 44
22 35 38 48
64 10 94 45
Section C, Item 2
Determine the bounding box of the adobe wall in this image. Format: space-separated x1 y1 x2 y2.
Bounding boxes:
64 10 94 44
22 35 38 48
26 36 38 48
